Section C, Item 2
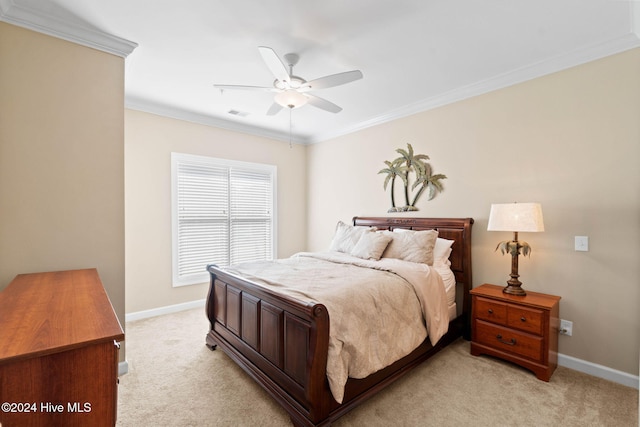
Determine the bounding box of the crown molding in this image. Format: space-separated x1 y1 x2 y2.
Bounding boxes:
308 32 640 144
0 0 137 57
128 28 640 146
125 96 307 145
129 31 640 145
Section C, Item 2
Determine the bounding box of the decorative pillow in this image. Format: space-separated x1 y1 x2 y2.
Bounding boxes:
351 231 393 260
382 229 438 265
329 221 375 253
393 229 453 266
434 238 455 265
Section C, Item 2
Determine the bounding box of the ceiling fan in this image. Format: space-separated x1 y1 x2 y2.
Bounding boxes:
214 46 363 116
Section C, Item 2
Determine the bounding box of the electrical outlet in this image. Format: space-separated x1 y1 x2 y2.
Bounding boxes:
560 319 573 336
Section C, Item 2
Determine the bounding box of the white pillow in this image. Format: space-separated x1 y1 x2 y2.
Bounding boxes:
329 221 375 253
395 229 454 266
434 238 454 265
382 229 438 265
351 232 393 260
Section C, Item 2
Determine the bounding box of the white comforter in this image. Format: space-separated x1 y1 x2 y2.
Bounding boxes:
223 251 449 403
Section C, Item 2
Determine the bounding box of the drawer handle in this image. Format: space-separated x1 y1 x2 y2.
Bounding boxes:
520 316 526 322
488 309 493 314
496 334 516 346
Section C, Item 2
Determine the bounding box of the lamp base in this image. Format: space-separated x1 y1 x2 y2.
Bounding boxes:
503 283 526 296
503 239 526 296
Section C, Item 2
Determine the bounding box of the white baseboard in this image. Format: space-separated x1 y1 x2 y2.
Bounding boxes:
558 353 639 390
125 299 206 322
123 299 639 390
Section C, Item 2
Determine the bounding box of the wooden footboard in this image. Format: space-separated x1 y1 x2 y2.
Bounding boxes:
206 217 473 426
206 266 333 425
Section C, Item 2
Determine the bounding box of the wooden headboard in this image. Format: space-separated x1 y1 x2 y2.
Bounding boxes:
353 217 474 326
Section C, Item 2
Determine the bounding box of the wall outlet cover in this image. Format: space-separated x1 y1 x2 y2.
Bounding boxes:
575 236 589 252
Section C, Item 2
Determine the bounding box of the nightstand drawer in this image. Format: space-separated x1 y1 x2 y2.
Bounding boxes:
507 305 544 335
475 320 543 362
475 297 507 324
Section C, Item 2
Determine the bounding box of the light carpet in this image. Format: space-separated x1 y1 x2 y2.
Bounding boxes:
116 308 638 426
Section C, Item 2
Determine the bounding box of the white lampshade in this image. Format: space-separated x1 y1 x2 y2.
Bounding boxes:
275 90 308 109
487 203 544 232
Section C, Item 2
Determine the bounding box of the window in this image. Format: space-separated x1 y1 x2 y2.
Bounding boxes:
171 153 277 286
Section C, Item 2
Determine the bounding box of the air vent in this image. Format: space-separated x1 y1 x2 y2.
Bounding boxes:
228 110 249 117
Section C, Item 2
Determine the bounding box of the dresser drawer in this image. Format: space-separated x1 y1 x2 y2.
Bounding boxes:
474 320 544 362
474 297 507 325
507 305 544 335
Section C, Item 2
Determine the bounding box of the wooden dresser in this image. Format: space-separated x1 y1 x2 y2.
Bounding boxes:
0 269 124 427
470 283 560 381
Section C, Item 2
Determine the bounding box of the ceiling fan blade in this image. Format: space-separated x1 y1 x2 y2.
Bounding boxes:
301 70 363 92
305 94 342 113
214 84 275 92
266 102 284 116
258 46 290 84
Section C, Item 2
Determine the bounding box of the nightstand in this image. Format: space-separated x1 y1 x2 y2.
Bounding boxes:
470 283 560 381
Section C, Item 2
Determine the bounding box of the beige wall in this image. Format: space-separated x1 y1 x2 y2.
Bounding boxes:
0 23 126 356
307 48 640 376
124 110 307 313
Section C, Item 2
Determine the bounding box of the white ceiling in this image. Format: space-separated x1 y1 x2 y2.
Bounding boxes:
2 0 639 143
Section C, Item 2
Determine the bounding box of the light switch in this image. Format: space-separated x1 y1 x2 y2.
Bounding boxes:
575 236 589 252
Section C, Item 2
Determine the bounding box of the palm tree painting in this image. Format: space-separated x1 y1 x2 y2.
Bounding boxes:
378 143 447 212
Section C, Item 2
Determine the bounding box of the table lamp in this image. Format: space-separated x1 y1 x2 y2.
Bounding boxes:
487 202 544 295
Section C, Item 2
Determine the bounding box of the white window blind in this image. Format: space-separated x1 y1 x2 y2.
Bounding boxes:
171 153 276 286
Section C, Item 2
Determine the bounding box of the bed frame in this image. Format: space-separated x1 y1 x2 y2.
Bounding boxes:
206 217 473 426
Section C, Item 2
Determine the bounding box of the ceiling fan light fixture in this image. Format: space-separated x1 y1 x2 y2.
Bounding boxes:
275 89 308 109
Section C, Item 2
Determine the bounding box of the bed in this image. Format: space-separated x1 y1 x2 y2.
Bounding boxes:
205 216 473 426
